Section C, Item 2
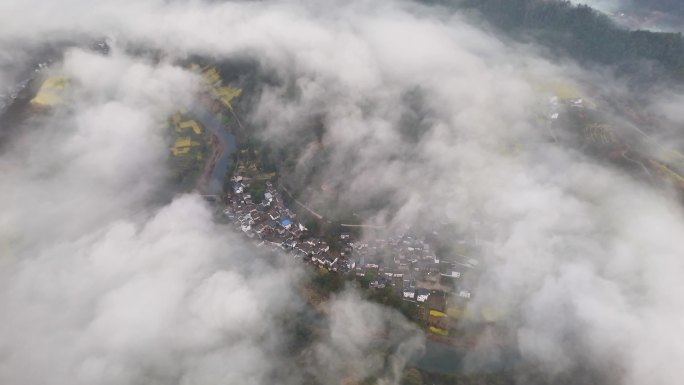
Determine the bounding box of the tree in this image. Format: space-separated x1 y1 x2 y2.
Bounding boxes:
248 180 266 203
312 268 345 294
401 368 424 385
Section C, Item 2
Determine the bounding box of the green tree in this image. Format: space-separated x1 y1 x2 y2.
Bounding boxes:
401 368 424 385
248 180 266 203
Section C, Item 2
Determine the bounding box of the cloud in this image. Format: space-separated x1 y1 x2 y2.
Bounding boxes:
0 48 197 246
0 20 425 385
311 291 425 384
2 1 684 385
1 193 314 385
0 49 306 385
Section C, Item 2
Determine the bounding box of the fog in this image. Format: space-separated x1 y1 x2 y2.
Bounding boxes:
579 0 624 12
1 0 684 385
577 0 684 31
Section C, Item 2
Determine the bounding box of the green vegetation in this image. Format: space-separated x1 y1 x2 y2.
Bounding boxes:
167 112 210 190
401 369 424 385
231 147 276 183
623 0 684 18
311 267 347 296
360 270 378 288
415 370 516 385
366 286 425 324
455 0 684 80
247 179 267 203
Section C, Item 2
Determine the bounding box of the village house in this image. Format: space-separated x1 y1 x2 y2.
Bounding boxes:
416 288 430 302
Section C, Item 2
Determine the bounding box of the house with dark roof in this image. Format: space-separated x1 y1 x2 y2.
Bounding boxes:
403 288 416 299
416 288 430 302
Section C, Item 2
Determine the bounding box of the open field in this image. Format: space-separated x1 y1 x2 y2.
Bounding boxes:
31 76 68 107
168 111 210 190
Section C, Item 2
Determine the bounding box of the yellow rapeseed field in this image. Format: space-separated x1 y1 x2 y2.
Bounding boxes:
429 326 448 336
200 66 243 110
429 310 447 318
31 77 68 106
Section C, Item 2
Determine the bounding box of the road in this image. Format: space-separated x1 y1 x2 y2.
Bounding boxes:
280 186 325 220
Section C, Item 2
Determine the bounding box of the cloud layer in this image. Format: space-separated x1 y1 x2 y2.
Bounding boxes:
2 1 684 385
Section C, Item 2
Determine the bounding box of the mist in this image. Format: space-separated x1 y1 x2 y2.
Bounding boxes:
576 0 684 31
1 1 684 385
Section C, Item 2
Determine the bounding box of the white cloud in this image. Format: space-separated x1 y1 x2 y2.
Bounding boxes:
2 1 684 384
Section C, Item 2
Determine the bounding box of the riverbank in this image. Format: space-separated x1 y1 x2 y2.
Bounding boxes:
194 107 237 195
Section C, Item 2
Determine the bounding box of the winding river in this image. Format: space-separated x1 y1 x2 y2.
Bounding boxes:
196 108 237 195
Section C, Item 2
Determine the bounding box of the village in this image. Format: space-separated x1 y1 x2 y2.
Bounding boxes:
23 58 491 342
156 63 495 342
217 169 485 341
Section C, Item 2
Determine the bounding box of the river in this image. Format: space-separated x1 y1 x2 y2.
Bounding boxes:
414 339 519 375
413 340 466 374
195 109 237 195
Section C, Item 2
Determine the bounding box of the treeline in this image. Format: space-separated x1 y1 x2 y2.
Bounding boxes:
454 0 684 80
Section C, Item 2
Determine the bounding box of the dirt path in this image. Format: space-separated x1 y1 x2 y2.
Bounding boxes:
280 186 325 220
339 223 386 229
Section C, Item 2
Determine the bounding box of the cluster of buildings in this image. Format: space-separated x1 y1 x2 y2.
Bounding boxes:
223 176 354 272
220 175 483 333
350 235 478 309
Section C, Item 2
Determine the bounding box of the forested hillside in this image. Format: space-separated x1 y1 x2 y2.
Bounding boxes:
453 0 684 81
630 0 683 17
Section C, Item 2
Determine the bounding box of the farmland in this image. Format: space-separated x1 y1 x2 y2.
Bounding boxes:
31 76 68 107
168 111 210 190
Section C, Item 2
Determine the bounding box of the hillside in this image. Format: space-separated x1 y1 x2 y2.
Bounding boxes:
450 0 684 83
